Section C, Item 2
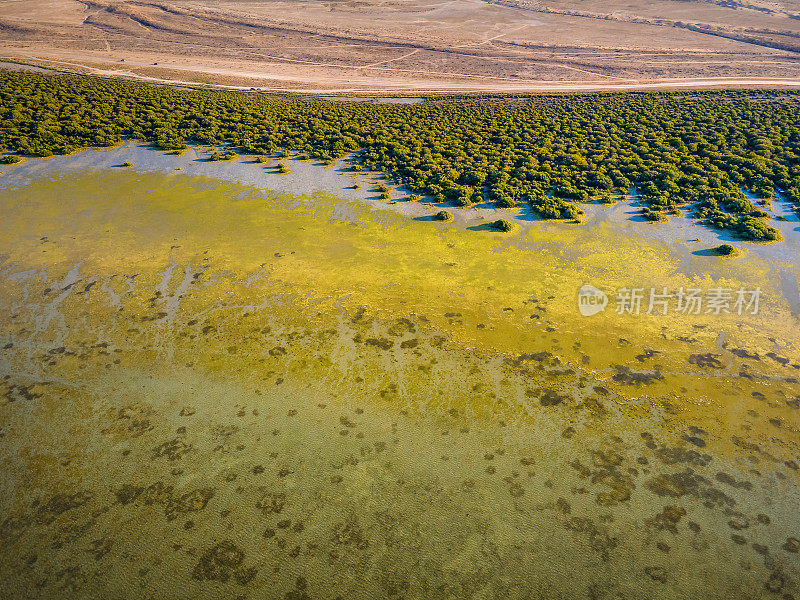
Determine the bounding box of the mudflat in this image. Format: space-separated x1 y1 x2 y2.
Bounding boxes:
0 150 798 598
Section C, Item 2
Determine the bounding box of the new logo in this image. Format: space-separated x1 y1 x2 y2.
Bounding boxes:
578 284 608 316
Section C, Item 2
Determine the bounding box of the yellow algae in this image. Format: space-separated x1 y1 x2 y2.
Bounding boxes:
0 168 799 600
0 170 797 448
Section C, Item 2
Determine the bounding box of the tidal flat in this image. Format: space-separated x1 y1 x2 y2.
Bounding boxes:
0 150 799 599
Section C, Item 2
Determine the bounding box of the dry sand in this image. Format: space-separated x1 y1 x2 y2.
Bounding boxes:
3 0 800 91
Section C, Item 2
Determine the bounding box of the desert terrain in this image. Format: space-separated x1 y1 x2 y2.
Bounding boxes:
4 0 800 91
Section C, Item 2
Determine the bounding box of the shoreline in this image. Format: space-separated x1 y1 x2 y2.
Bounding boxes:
2 141 799 265
2 142 799 315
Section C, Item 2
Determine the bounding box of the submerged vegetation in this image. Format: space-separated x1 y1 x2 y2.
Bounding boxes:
0 71 798 240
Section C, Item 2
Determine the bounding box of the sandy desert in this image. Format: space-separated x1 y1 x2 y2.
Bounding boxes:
4 0 800 91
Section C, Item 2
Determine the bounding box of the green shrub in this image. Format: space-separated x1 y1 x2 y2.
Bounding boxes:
735 216 781 242
641 208 669 223
712 244 736 256
490 219 516 232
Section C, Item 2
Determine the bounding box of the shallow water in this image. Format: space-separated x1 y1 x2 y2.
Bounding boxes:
0 156 799 599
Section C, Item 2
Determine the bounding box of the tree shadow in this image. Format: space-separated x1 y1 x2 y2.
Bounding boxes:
197 156 234 163
711 229 748 244
626 209 650 223
515 204 543 222
470 200 496 210
467 223 504 232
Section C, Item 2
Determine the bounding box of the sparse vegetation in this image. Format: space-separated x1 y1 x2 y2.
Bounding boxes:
120 161 134 167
